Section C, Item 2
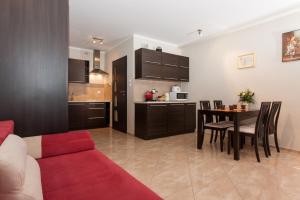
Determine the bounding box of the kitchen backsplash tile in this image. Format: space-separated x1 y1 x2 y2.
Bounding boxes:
68 83 111 101
134 79 188 101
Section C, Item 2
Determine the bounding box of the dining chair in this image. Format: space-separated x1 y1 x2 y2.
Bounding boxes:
227 102 271 162
200 101 215 143
265 101 282 155
199 101 233 152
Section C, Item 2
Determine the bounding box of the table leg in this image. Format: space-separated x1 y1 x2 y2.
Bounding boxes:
233 113 240 160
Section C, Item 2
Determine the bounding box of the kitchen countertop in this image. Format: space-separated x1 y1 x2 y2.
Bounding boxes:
135 101 196 104
68 100 111 103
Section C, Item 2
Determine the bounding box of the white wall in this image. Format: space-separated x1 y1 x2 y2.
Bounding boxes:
182 11 300 151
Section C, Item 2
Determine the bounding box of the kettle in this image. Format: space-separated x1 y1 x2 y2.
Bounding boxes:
171 85 181 92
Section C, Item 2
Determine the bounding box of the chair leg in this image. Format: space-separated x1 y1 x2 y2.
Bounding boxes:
228 133 231 155
274 131 280 153
254 136 260 162
240 136 244 149
214 131 218 143
220 131 224 152
222 132 226 141
210 130 214 144
266 133 271 156
263 132 269 158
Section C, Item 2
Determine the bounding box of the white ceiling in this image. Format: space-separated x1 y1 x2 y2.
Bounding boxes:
69 0 300 50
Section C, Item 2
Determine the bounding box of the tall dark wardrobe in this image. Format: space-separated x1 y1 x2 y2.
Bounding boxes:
0 0 69 137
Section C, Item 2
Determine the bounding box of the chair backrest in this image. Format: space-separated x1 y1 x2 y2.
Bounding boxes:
254 102 271 138
267 101 282 134
213 100 223 109
213 100 226 122
199 101 213 123
200 101 211 110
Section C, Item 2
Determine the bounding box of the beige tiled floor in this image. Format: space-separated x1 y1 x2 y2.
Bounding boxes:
89 128 300 200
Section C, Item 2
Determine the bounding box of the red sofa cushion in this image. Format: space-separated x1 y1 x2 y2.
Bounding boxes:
41 130 95 158
38 150 162 200
0 120 14 144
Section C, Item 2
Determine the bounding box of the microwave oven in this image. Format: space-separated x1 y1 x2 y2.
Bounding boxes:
169 92 188 101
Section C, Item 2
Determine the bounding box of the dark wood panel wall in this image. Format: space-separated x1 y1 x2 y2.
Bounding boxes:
0 0 69 137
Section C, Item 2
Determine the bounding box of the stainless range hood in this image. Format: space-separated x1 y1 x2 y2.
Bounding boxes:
90 50 108 75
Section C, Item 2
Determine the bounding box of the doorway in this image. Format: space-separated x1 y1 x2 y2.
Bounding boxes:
112 56 127 133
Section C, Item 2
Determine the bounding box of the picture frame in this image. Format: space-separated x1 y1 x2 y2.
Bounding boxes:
237 53 255 69
282 29 300 62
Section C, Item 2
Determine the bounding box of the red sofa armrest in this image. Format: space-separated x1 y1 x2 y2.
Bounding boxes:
42 138 95 158
41 130 95 158
0 120 14 144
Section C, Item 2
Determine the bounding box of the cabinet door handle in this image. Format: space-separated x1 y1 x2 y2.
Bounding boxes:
70 81 86 83
69 104 85 106
88 117 104 120
164 77 178 80
88 108 104 110
145 61 160 65
145 75 162 79
170 104 184 106
180 79 188 81
164 63 177 67
178 66 189 69
187 104 196 106
149 105 167 107
89 103 104 105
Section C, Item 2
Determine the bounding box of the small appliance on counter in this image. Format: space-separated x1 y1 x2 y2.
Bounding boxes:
171 85 181 92
169 92 188 101
169 85 188 101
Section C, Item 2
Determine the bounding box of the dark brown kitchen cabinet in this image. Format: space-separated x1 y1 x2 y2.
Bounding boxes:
69 103 87 130
178 56 189 82
135 103 196 139
167 104 185 134
69 102 110 130
146 104 168 136
135 48 189 82
185 103 196 132
135 48 162 80
68 58 89 83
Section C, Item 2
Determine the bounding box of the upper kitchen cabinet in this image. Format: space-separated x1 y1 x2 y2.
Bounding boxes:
177 56 189 82
68 58 89 83
135 48 189 82
136 48 162 80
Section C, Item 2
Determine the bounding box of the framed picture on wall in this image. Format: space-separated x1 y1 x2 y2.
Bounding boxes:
282 29 300 62
237 53 255 69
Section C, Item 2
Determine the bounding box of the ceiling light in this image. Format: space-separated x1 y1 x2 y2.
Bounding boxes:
91 37 104 45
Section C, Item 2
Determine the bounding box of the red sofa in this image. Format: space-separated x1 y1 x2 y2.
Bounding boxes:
0 121 162 200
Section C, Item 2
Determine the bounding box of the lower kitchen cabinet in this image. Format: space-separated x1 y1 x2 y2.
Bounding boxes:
69 102 110 130
168 104 185 134
135 102 196 139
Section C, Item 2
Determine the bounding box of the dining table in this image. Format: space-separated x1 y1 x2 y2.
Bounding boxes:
197 109 259 160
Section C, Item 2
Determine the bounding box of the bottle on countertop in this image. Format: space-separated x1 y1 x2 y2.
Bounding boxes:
165 92 170 101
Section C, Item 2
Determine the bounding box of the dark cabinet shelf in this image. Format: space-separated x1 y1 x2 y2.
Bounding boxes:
135 103 196 139
68 58 89 83
69 102 110 130
135 48 189 82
